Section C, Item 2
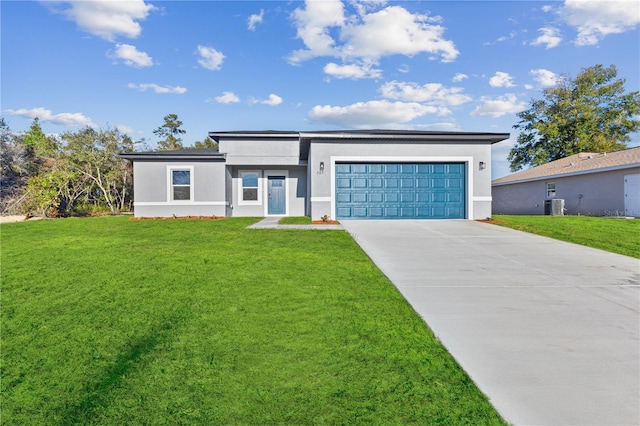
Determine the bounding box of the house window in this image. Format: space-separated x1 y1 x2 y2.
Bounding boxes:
239 170 261 204
546 182 556 198
169 167 193 201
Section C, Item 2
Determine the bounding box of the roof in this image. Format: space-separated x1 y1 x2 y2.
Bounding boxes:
119 148 225 161
492 146 640 186
208 129 510 144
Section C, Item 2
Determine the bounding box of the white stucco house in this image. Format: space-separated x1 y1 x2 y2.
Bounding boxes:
120 130 510 220
492 146 640 217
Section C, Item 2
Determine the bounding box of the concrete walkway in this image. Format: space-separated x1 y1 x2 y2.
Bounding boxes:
341 220 639 426
247 216 343 230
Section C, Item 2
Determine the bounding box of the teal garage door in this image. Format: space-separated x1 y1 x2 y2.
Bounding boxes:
335 163 466 219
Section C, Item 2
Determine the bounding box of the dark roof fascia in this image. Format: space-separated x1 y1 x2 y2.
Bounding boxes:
302 132 510 144
209 130 510 144
119 150 226 162
208 131 300 142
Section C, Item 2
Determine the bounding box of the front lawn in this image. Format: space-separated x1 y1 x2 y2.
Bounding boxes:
1 217 505 425
492 215 640 258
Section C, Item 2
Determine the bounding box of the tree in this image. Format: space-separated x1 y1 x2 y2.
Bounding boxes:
508 64 640 172
23 118 58 158
191 135 218 149
153 114 186 151
62 127 134 215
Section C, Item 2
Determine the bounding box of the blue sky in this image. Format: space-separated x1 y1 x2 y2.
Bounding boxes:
2 0 639 178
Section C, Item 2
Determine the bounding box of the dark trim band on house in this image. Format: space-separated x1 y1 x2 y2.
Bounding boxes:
119 148 226 162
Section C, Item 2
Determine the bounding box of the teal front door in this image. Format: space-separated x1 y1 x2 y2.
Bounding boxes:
268 176 286 214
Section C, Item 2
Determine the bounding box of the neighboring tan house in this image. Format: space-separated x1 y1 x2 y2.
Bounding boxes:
492 146 640 217
120 130 509 220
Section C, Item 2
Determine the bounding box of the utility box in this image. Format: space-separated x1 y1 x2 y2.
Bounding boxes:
544 199 564 216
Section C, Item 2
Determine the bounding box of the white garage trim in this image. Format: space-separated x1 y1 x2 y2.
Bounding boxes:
330 156 474 220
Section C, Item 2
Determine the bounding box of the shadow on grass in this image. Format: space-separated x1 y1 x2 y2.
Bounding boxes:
58 312 184 425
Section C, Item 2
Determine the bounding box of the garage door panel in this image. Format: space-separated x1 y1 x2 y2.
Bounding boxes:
385 178 399 188
353 178 368 188
336 164 351 174
385 192 399 202
401 178 415 188
336 162 465 219
369 192 384 203
336 178 351 188
336 192 351 203
352 192 368 203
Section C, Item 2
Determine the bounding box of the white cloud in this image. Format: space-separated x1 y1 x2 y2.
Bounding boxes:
380 81 471 107
489 71 515 88
48 0 155 41
339 6 459 62
213 91 241 104
5 107 96 127
108 43 153 67
115 124 136 134
251 94 283 106
559 0 640 45
323 62 382 79
531 27 562 48
289 0 345 63
530 68 559 87
197 45 225 70
452 73 468 82
484 31 517 45
289 1 458 79
248 9 264 31
127 83 187 94
308 100 441 127
470 94 526 118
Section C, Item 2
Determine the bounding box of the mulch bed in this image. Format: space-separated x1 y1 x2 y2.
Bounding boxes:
131 216 225 221
476 218 506 225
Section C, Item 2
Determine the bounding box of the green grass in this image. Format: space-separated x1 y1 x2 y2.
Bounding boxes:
1 217 505 425
278 216 312 225
493 215 640 258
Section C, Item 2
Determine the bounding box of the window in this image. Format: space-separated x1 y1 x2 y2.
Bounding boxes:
169 168 192 201
239 170 261 204
546 182 556 198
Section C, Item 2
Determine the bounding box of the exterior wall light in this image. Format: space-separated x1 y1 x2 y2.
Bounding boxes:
319 162 325 173
479 161 486 170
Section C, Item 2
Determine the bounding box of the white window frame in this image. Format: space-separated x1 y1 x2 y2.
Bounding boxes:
238 170 262 205
546 182 556 198
167 166 194 203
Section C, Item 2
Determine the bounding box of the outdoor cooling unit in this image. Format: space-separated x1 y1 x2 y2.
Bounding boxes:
544 199 565 216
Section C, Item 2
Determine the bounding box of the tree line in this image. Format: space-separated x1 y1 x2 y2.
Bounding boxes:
0 114 216 217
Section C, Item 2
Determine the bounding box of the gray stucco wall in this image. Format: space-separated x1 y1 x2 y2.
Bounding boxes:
492 167 640 216
228 165 307 217
219 138 300 165
307 140 493 220
132 161 227 217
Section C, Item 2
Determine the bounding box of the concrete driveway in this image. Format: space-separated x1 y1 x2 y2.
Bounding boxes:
341 220 639 426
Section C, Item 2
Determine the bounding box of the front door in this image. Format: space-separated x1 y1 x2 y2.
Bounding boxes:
268 176 286 215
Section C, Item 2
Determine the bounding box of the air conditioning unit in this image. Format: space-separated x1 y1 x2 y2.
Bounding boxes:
551 199 564 216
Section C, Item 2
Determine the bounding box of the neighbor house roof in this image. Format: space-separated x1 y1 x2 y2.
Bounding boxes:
492 146 640 186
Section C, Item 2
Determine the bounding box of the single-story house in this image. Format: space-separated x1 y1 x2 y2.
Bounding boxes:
492 146 640 217
120 130 509 220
